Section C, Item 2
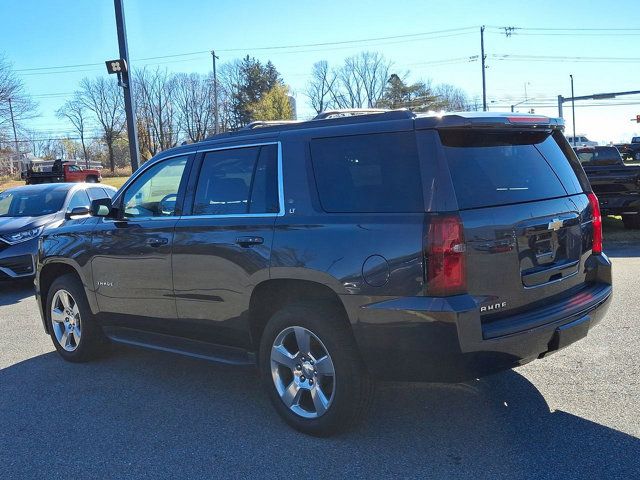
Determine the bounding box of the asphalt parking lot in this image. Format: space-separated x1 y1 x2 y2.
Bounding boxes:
1 246 638 479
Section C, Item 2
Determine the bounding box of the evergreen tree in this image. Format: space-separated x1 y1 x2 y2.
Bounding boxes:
232 56 283 126
377 74 438 112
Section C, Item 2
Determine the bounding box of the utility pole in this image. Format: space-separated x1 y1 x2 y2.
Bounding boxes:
480 26 487 111
113 0 140 171
570 74 576 146
211 50 219 135
8 98 19 175
557 95 564 118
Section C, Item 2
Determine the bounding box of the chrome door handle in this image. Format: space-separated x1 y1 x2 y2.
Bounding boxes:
235 236 264 247
146 237 168 247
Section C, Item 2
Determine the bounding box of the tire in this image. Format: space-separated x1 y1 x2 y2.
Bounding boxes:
635 152 640 162
622 214 640 230
85 176 97 183
46 273 106 362
259 303 374 436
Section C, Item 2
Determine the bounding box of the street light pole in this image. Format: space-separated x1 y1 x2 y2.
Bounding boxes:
113 0 140 171
570 74 576 147
211 50 219 135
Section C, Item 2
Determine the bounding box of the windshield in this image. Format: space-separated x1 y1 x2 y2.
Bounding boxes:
0 189 67 217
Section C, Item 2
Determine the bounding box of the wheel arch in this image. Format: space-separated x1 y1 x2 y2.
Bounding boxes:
248 279 352 351
39 260 92 333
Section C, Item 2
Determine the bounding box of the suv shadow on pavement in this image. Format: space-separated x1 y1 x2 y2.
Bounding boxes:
1 347 637 479
0 280 33 306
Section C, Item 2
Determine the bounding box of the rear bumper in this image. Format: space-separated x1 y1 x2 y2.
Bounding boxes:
350 254 612 382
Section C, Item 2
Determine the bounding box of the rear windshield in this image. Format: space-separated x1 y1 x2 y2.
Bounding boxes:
440 130 583 210
310 131 423 213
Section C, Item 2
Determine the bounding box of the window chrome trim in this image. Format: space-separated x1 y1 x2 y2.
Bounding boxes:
194 141 285 218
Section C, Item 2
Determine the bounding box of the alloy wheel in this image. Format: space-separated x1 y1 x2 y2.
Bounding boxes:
270 326 336 418
50 290 82 352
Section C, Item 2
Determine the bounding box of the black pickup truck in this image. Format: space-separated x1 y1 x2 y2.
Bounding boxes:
614 136 640 162
575 145 640 228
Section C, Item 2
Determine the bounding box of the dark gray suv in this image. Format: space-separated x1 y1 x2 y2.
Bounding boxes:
35 110 612 436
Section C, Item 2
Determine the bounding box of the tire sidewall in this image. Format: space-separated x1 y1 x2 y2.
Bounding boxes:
259 303 366 436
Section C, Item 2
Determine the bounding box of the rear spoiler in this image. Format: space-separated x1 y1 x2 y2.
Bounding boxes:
415 113 564 130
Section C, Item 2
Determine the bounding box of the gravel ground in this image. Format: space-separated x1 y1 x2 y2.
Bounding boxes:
0 245 638 479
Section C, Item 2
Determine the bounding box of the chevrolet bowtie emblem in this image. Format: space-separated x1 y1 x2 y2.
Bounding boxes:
548 218 563 231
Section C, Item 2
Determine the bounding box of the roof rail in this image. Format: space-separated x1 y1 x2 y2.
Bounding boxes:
242 120 301 130
313 108 394 120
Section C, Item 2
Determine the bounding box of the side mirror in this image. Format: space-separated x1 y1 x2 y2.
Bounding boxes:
65 206 90 219
90 198 113 217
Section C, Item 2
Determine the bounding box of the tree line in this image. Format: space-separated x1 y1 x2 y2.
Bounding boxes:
1 51 476 174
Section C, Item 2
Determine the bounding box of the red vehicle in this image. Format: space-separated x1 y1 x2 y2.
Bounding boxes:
22 159 102 185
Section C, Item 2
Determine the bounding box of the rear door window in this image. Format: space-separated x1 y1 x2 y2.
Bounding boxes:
440 130 579 210
193 144 279 215
310 131 423 213
68 189 91 210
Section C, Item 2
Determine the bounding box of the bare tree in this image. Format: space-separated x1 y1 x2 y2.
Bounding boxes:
134 68 179 156
26 134 63 160
173 72 215 142
56 96 90 167
305 52 392 111
77 77 125 171
0 56 37 155
432 83 469 111
217 59 244 131
305 61 337 114
334 52 391 109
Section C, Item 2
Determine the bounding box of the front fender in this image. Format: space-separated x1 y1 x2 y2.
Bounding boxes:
37 219 99 318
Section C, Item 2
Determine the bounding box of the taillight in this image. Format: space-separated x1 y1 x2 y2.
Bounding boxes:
425 215 466 296
587 192 603 254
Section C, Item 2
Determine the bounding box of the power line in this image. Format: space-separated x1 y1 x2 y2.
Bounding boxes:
14 26 478 74
485 25 640 37
492 53 640 63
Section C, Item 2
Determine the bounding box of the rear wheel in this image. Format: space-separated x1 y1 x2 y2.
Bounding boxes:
46 274 106 362
259 303 374 436
622 214 640 230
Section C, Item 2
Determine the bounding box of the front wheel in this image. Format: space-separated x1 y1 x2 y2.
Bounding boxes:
85 176 97 183
46 274 106 362
259 303 374 436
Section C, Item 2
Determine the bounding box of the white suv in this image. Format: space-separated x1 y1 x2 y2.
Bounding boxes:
566 135 598 146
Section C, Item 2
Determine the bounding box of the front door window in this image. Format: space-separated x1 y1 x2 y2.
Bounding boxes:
122 156 188 218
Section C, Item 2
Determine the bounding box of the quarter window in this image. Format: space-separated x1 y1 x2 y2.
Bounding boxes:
193 145 279 215
310 132 424 213
122 156 188 218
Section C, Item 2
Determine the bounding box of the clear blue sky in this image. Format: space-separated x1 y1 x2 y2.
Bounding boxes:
1 0 639 143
